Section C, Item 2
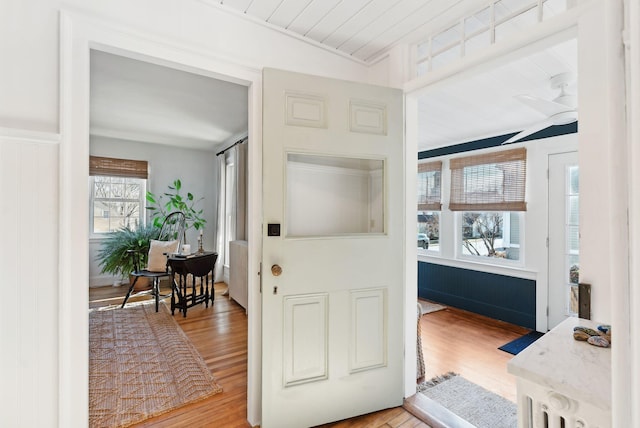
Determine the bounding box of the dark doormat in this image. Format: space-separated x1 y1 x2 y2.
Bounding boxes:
498 331 545 355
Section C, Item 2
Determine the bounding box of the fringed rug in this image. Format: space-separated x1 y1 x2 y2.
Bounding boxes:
89 302 222 428
418 373 517 428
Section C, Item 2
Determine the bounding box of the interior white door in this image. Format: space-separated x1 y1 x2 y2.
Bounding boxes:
548 151 579 329
261 68 405 428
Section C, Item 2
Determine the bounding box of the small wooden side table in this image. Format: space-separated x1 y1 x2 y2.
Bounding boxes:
167 251 218 317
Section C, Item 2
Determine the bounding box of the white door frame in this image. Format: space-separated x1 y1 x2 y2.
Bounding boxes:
59 11 263 426
405 1 630 425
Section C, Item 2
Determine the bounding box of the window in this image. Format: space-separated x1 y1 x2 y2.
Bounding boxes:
449 148 526 262
89 156 147 234
418 161 442 252
415 0 569 76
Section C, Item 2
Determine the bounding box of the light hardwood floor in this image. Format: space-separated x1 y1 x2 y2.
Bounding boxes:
89 287 529 427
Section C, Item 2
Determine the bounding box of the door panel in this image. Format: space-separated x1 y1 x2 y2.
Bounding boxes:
262 68 404 428
548 151 579 329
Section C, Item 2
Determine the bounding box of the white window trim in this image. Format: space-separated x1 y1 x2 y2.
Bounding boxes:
89 175 147 239
455 211 525 268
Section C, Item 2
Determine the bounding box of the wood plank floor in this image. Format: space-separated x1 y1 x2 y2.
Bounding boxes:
89 287 529 427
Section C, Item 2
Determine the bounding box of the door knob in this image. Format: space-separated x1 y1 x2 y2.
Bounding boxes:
271 264 282 276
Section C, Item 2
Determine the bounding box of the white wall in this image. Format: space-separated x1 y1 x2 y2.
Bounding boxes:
0 1 385 426
89 136 218 286
0 0 379 135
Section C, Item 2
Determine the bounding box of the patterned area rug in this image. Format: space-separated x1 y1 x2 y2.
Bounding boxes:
418 373 517 428
89 302 222 428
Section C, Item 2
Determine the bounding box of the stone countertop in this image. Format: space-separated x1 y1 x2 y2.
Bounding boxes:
507 317 611 411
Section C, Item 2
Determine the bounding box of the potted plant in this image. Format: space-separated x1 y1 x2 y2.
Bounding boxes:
146 178 207 238
96 224 159 289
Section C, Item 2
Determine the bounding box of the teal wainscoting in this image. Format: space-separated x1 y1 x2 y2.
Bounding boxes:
418 261 536 329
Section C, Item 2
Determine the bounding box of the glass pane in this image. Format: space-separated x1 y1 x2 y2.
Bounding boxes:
567 225 579 252
286 154 384 237
465 31 490 56
111 183 125 199
432 23 461 53
465 7 490 34
416 41 430 60
568 195 579 224
431 44 462 71
568 257 579 284
543 0 567 20
569 166 579 194
417 60 429 77
418 211 440 252
569 284 579 315
461 212 520 260
495 7 538 43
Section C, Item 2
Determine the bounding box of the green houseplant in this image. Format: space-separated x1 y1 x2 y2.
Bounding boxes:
146 179 206 234
96 224 159 287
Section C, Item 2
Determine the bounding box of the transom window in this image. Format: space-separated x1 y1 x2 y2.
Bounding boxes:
415 0 569 75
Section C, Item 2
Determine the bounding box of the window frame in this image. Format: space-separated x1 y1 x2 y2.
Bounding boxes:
89 175 147 238
456 210 525 267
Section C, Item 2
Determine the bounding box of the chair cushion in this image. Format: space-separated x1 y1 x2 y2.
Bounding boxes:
147 239 179 272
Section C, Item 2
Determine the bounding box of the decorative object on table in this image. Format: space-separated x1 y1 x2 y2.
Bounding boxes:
146 178 207 242
417 372 517 428
197 228 204 253
572 324 611 348
96 224 160 290
89 301 222 428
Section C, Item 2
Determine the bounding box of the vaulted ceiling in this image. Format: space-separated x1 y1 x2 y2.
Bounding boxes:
90 0 578 152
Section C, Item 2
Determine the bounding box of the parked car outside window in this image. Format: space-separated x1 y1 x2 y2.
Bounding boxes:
417 233 429 249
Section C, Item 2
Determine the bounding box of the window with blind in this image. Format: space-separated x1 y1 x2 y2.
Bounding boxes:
417 161 441 252
450 148 526 262
89 156 148 234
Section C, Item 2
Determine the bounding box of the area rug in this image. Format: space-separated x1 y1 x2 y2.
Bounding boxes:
419 299 446 315
498 331 545 355
418 373 517 428
89 301 223 428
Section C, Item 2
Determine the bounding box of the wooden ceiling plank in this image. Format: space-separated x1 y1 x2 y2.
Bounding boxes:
245 0 286 22
286 0 343 36
267 0 315 28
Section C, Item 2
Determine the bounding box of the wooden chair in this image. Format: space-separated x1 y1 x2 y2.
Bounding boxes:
121 211 186 312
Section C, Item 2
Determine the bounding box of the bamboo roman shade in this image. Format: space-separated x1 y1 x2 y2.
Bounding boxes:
418 160 442 211
449 148 527 211
89 156 148 179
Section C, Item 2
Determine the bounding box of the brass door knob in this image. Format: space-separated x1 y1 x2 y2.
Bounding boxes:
271 264 282 276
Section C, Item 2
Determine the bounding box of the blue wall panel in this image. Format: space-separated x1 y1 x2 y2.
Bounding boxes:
418 261 536 329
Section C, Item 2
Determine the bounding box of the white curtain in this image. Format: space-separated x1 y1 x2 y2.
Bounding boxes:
214 154 226 282
214 139 248 283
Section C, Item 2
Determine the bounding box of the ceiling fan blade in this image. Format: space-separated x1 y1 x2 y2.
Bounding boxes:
515 94 572 117
502 118 555 145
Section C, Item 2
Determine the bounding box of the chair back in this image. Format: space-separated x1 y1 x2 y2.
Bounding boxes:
159 211 187 248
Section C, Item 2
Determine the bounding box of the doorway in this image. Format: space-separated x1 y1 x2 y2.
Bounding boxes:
548 151 579 329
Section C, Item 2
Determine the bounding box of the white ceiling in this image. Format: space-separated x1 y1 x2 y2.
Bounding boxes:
213 0 493 63
90 50 248 152
417 37 577 150
89 1 577 153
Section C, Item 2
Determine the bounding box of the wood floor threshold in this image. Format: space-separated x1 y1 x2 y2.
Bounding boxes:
403 394 475 428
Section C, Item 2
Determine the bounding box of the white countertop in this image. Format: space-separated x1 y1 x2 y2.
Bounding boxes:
507 317 611 410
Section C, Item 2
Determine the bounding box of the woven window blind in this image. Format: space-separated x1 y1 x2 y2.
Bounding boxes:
418 161 442 211
449 148 526 211
89 156 148 179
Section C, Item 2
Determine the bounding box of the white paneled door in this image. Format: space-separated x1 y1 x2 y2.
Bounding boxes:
261 68 405 428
